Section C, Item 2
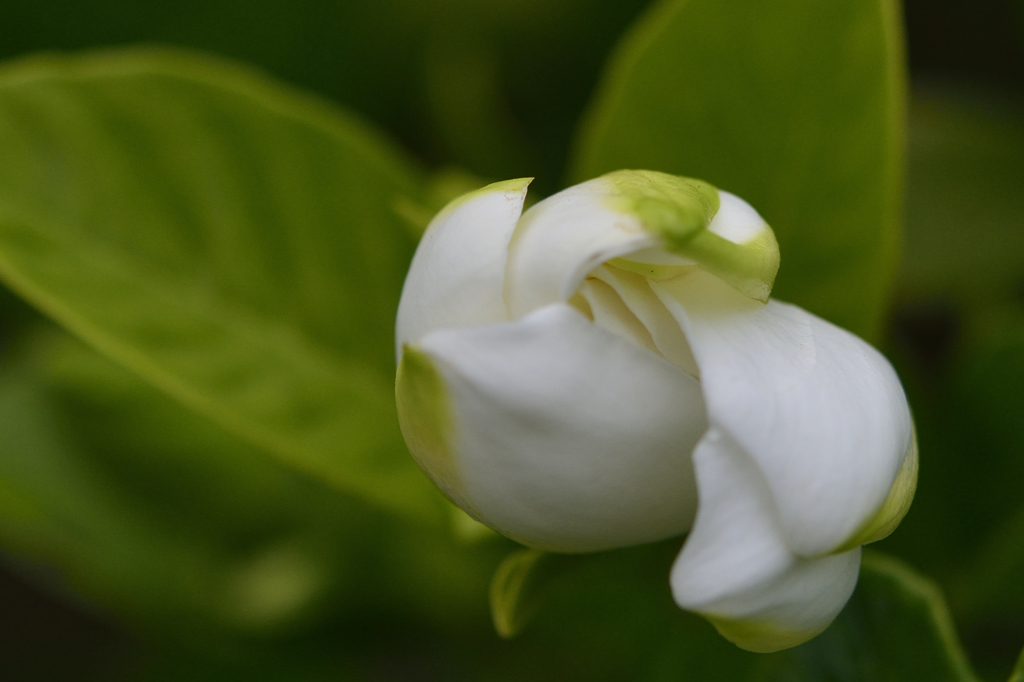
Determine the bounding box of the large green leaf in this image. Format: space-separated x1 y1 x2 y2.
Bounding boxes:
571 0 906 341
0 48 444 522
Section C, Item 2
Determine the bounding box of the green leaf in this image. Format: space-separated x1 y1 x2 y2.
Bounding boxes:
571 0 906 341
0 324 505 646
1010 646 1024 682
934 311 1024 623
794 551 979 682
0 48 444 522
0 326 372 640
489 548 579 639
508 544 977 681
490 548 546 638
898 86 1024 306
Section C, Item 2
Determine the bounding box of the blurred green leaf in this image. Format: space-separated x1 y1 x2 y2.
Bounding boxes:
0 48 445 523
0 323 505 650
882 304 1024 679
489 548 546 638
571 0 906 341
792 552 979 682
1011 646 1024 682
499 544 977 681
958 504 1024 629
0 326 374 641
422 35 539 183
899 86 1024 306
937 310 1024 618
0 0 653 193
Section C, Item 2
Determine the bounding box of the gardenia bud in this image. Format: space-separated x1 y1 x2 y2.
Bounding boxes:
394 170 917 653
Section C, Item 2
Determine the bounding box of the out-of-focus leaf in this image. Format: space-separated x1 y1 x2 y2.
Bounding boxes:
1010 646 1024 682
571 0 906 341
899 86 1024 306
0 327 371 641
489 548 546 638
0 48 444 523
936 311 1024 618
958 504 1024 627
500 544 977 681
883 305 1024 679
0 0 652 193
422 36 539 183
411 0 652 188
0 324 504 648
780 552 979 682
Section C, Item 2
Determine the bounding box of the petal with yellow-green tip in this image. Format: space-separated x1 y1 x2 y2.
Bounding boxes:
396 178 531 356
671 428 861 653
654 269 914 558
412 303 707 553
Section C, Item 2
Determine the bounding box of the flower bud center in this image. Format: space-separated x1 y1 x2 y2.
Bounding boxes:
568 261 700 377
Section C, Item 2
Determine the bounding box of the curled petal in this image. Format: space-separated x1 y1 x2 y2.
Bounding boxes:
505 172 780 324
590 265 700 376
405 303 707 552
671 428 861 653
396 178 530 354
654 270 914 557
618 188 780 302
504 177 660 319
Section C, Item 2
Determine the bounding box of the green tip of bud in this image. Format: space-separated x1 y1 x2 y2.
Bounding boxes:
705 613 828 653
601 170 779 302
604 169 721 246
439 177 534 219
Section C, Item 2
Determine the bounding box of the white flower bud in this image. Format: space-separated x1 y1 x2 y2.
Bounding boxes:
395 170 916 652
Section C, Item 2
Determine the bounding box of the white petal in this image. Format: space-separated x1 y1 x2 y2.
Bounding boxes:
654 270 914 557
591 265 700 376
671 428 861 653
504 177 659 319
416 303 706 553
395 178 531 355
575 276 660 356
706 190 770 245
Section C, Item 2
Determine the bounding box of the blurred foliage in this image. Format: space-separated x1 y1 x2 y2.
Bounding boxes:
0 49 441 520
1012 648 1024 682
0 320 511 667
0 0 650 193
0 0 1020 680
88 544 984 682
898 87 1024 306
489 547 978 682
875 81 1024 681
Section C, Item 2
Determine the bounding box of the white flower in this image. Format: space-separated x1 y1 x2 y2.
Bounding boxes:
394 170 917 652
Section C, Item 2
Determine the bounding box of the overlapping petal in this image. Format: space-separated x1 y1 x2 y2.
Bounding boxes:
671 427 861 652
412 303 706 553
504 177 660 319
395 178 530 355
653 269 914 557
